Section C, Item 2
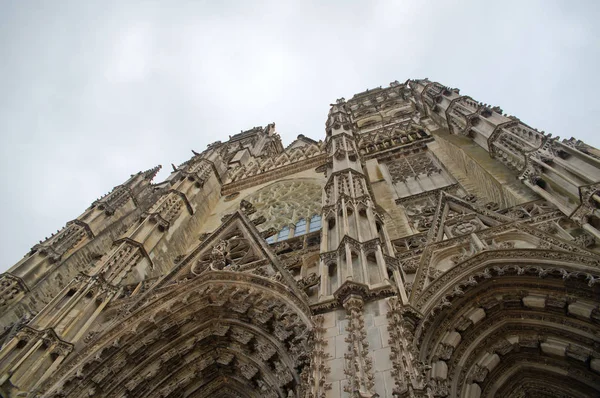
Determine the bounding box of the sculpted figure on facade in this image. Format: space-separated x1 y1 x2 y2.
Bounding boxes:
1 80 599 397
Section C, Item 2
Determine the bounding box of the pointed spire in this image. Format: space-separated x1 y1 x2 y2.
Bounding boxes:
143 165 162 180
192 149 200 156
171 163 178 172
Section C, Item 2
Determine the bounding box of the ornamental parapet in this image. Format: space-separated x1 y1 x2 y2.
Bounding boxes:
92 185 136 215
29 220 93 262
221 153 327 196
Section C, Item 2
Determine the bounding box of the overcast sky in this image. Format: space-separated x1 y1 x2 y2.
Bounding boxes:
1 0 599 272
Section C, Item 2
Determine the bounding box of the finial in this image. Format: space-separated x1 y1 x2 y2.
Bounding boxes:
171 163 178 172
192 149 200 156
144 164 162 177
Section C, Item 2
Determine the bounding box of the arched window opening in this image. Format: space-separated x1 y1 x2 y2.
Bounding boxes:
367 253 381 285
66 288 77 297
328 218 336 229
294 219 307 236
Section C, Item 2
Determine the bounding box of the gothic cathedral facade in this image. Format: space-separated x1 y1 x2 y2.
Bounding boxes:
1 79 600 398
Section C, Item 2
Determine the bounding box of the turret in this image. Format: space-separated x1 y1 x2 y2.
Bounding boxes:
319 99 393 301
410 78 600 239
0 166 161 314
0 153 225 392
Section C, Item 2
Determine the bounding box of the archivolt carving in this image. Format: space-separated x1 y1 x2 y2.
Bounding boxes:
38 271 312 398
245 180 322 232
414 271 600 398
415 248 600 313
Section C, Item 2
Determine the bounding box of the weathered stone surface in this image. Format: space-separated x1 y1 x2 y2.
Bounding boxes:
1 79 600 398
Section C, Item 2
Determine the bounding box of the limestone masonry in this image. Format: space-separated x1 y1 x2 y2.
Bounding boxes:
1 78 600 397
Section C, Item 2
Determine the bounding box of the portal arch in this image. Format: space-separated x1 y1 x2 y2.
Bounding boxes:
413 249 600 397
38 271 313 398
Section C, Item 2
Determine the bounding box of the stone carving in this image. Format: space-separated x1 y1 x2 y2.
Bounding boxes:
244 180 322 232
301 315 331 398
192 233 260 275
342 295 376 396
298 273 320 290
385 152 441 184
1 78 600 398
92 185 134 215
30 220 93 263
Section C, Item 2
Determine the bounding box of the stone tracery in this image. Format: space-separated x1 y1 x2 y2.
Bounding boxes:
1 79 600 398
245 180 322 233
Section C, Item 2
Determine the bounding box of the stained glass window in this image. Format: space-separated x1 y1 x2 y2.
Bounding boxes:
294 219 307 236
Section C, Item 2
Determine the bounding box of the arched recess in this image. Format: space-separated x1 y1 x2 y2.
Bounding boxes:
414 249 600 398
37 271 313 398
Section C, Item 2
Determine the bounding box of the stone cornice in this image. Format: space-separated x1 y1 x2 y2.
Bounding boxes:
366 139 434 161
221 154 327 195
311 283 396 314
395 183 460 205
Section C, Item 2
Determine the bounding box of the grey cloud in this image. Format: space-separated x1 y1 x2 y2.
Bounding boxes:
1 0 599 270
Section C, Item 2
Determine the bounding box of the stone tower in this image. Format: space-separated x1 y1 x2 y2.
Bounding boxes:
1 79 600 397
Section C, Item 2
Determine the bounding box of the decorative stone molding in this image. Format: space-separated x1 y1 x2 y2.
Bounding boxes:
342 295 377 397
92 184 135 215
222 154 327 195
30 220 93 262
301 315 331 398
